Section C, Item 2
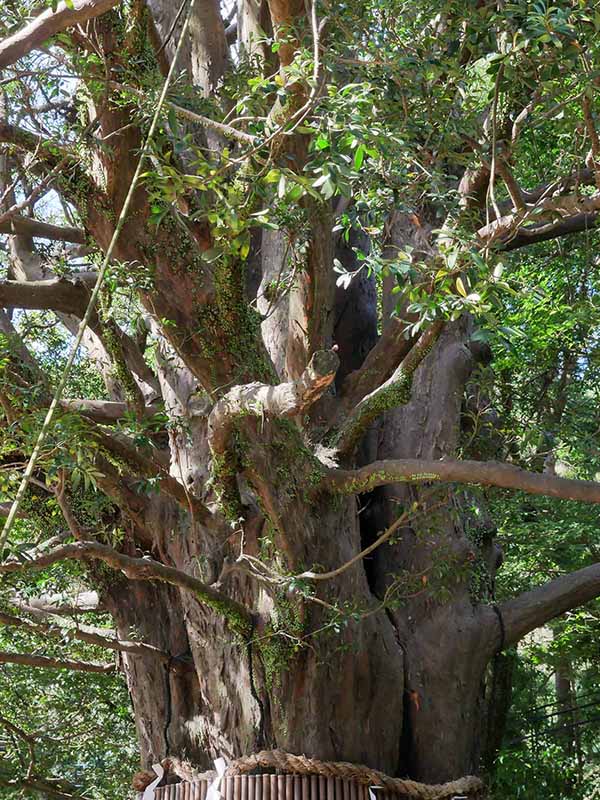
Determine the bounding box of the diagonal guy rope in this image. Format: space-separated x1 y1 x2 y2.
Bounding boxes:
0 0 198 555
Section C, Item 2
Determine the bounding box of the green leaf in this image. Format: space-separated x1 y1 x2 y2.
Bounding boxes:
202 248 222 263
168 107 178 133
354 144 366 170
312 173 330 188
264 169 281 183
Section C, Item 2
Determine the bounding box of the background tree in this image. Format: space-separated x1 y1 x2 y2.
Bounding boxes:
1 0 600 796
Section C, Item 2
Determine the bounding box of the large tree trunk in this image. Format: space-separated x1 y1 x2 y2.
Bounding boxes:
97 304 499 782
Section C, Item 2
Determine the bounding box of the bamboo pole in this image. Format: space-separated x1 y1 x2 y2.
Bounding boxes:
301 774 309 800
310 774 318 800
270 772 277 800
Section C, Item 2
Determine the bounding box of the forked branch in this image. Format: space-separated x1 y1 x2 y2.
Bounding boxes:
208 348 339 457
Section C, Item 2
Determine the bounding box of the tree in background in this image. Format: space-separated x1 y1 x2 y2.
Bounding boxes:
1 0 600 796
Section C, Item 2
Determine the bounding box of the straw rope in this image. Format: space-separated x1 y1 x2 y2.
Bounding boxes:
143 750 485 800
225 750 484 800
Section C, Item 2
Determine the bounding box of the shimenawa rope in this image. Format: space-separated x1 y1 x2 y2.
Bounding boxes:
140 750 485 800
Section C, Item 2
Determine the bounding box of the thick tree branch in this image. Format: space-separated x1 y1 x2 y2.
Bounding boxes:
90 454 159 542
208 348 339 456
0 276 158 399
323 457 600 504
337 209 432 413
0 0 121 69
267 0 305 67
334 321 444 455
286 210 336 379
60 398 158 422
501 212 599 251
0 214 85 243
0 540 253 636
0 649 115 673
0 278 89 315
500 563 600 647
11 590 105 617
478 182 600 250
0 610 182 666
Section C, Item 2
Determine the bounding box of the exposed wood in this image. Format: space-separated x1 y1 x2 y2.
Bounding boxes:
208 348 339 457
